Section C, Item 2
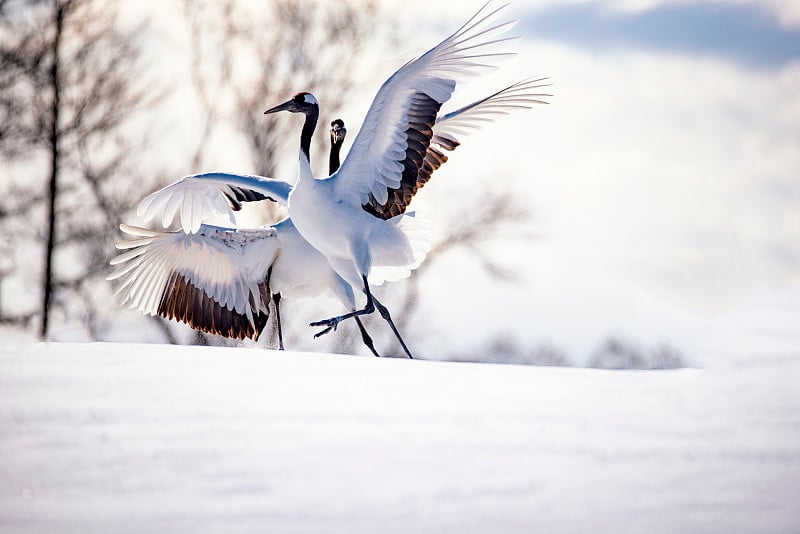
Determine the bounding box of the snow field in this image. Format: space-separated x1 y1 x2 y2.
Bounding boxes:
1 341 799 533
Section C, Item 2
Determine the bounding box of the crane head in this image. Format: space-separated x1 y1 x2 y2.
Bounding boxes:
264 92 318 115
330 119 346 145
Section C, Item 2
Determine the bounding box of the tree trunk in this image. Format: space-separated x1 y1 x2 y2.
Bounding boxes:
40 3 65 340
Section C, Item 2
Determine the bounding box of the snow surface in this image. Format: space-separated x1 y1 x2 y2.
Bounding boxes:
1 340 799 534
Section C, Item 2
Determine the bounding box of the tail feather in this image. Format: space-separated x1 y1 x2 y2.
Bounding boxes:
369 211 431 285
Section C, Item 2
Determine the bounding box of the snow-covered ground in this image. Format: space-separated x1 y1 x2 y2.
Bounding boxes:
2 336 799 533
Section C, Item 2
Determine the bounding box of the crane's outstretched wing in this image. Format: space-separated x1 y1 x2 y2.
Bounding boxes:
108 224 280 340
433 77 550 142
137 172 293 234
335 1 518 216
364 77 551 218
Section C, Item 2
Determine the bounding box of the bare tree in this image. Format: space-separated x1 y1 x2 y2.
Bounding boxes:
0 0 158 338
450 334 572 367
395 190 534 324
181 0 380 175
588 337 686 369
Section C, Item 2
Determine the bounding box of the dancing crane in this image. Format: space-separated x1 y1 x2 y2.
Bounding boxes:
111 81 549 352
264 1 529 357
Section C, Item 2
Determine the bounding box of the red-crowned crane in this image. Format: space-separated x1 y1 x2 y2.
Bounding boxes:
110 120 379 351
109 75 550 355
263 1 535 357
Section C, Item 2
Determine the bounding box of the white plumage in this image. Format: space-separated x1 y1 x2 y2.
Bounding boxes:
109 224 275 340
137 172 291 234
110 224 276 319
332 2 518 207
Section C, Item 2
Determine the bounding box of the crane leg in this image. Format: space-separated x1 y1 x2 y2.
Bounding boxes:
311 275 413 359
273 292 285 351
372 295 414 359
310 275 376 336
354 316 380 357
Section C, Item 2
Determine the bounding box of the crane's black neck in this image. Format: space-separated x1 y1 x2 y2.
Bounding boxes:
300 106 319 162
329 137 343 175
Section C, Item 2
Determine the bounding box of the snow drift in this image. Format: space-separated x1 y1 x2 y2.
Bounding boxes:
1 337 798 533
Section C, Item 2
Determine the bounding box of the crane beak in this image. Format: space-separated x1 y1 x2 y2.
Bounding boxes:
264 100 293 114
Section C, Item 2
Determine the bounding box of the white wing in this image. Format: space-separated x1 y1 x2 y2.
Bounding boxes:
137 172 293 234
361 77 551 219
108 224 279 340
335 1 518 209
432 77 551 146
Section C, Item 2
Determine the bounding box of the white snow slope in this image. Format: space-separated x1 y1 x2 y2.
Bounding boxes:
1 340 799 534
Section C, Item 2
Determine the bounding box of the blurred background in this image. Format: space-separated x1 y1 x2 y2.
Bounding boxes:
1 0 798 367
